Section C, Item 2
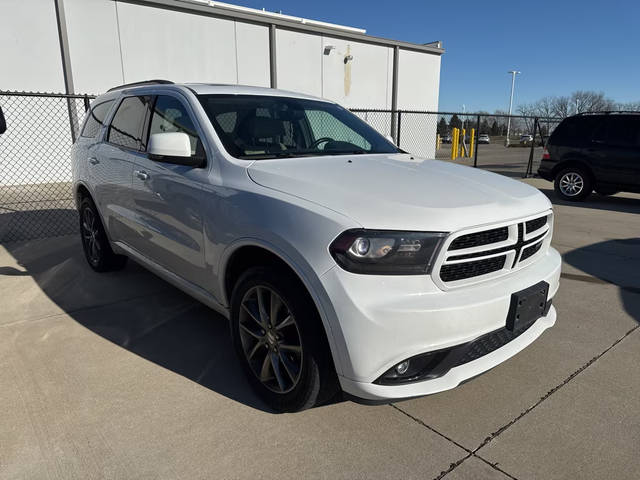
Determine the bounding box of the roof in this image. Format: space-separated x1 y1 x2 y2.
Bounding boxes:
120 0 444 55
103 81 332 103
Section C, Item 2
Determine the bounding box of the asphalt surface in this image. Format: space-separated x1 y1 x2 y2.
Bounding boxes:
1 177 639 479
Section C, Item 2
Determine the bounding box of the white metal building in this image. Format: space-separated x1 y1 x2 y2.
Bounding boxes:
2 0 443 109
1 0 444 186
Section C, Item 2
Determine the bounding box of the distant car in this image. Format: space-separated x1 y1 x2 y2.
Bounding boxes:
442 134 452 143
538 112 640 201
478 133 490 144
520 134 533 144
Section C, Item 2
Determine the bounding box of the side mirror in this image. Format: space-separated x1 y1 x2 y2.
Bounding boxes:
148 132 205 167
0 107 6 135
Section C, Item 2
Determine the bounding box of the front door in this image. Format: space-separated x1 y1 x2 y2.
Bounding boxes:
128 94 208 288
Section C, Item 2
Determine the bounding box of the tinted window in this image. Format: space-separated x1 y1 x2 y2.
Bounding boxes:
550 116 598 147
81 100 114 138
605 116 640 147
108 96 152 151
197 94 398 159
149 95 201 156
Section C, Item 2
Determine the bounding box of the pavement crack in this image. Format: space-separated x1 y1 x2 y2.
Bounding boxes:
473 323 639 454
391 404 520 479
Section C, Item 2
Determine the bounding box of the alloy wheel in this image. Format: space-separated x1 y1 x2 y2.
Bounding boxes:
239 286 303 394
81 207 101 265
559 172 584 197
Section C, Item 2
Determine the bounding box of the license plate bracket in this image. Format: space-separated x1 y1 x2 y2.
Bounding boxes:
506 281 549 332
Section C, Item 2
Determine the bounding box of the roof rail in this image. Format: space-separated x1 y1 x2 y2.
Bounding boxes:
107 79 174 92
576 110 640 115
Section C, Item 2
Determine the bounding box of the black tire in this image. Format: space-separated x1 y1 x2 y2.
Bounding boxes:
79 197 127 272
554 167 592 202
230 266 339 412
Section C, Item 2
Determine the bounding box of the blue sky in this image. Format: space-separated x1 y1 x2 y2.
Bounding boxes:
229 0 640 112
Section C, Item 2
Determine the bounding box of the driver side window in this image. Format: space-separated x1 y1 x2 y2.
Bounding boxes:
305 110 371 150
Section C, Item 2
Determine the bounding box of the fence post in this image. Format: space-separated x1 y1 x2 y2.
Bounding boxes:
396 110 402 147
524 117 539 178
83 94 90 112
473 115 480 167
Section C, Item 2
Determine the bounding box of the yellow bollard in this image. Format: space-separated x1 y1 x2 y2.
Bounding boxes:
469 128 475 158
452 128 459 159
436 134 441 150
460 128 466 158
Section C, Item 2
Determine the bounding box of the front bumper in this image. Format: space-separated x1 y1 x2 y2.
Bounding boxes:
320 247 561 401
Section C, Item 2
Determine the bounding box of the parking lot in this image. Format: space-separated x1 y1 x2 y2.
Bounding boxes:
1 176 639 479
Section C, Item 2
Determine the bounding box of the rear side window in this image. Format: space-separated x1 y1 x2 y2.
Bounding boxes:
603 116 640 147
148 95 201 156
108 96 152 151
81 100 114 138
550 117 597 147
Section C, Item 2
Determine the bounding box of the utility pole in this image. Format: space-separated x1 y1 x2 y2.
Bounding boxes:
505 70 520 147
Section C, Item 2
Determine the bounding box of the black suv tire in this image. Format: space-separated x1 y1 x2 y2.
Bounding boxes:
230 266 339 412
79 197 128 272
554 167 592 202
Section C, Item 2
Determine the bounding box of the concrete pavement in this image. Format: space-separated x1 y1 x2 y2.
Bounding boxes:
1 178 639 479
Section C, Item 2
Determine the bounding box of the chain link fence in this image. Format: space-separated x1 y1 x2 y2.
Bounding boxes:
0 91 561 243
0 92 93 242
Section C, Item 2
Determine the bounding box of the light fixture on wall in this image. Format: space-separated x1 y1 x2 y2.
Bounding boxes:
323 45 335 55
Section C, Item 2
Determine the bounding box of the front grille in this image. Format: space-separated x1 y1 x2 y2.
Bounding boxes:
520 241 543 261
440 256 506 282
525 216 547 233
449 227 508 250
437 213 552 286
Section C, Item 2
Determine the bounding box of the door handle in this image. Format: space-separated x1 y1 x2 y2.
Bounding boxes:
88 157 99 165
134 170 149 181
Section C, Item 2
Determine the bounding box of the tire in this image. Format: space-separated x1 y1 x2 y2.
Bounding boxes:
230 266 339 412
79 197 127 272
554 167 592 201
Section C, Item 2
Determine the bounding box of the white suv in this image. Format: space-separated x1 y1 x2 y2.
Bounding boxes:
72 81 561 411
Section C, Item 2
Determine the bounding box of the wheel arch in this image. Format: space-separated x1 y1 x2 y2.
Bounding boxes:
551 158 595 182
219 240 345 376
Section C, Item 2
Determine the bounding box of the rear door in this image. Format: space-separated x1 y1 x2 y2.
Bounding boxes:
91 95 152 243
128 93 209 287
597 116 640 188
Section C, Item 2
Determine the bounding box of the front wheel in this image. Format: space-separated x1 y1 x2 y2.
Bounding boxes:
230 267 338 412
554 167 592 201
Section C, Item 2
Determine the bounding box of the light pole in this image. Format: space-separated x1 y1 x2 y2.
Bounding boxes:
505 70 520 146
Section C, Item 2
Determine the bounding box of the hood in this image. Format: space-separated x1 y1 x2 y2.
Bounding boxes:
247 153 551 232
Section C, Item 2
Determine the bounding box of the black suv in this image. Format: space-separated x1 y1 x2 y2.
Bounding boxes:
538 112 640 201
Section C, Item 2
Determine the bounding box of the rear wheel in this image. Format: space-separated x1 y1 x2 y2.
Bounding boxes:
79 197 127 272
554 167 592 201
230 266 338 412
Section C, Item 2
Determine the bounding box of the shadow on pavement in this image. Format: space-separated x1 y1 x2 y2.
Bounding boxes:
1 234 283 413
563 238 640 325
537 188 640 214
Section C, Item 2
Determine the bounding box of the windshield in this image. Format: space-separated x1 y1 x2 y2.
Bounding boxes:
197 94 400 159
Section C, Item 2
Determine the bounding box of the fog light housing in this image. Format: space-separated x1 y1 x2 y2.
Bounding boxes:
395 360 410 375
374 350 452 385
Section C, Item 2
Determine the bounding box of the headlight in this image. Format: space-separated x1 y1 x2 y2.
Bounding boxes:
329 229 447 275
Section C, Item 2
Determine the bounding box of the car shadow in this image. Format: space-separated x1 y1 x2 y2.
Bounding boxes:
537 188 640 214
562 238 640 325
2 234 344 413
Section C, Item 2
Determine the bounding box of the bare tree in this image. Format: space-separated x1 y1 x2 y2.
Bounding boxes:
570 91 615 114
